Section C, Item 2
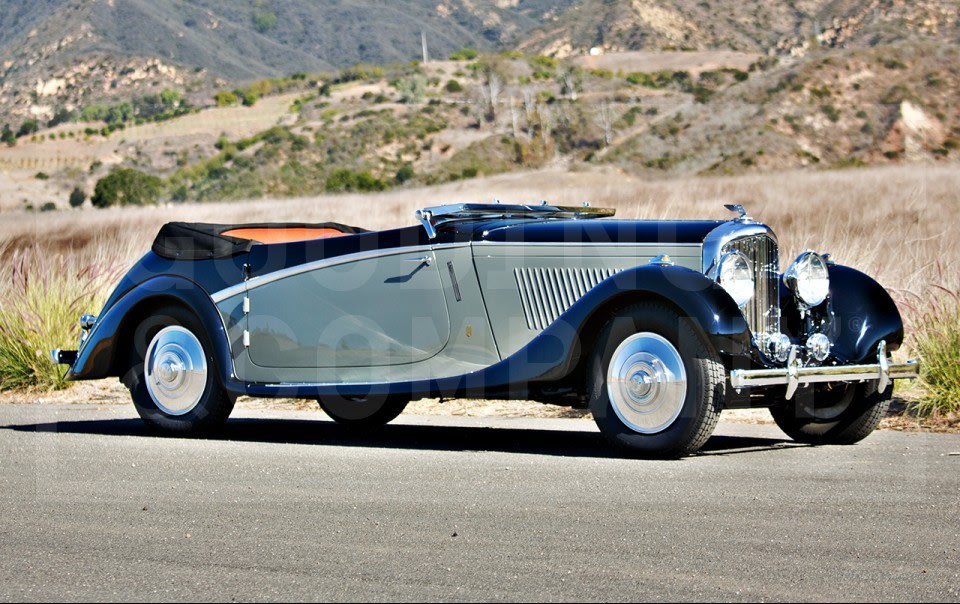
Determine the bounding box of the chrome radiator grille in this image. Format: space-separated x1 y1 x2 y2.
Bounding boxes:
514 267 621 330
725 235 781 340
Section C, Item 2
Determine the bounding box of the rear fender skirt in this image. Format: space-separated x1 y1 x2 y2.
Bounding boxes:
240 265 752 400
821 264 905 363
67 275 237 385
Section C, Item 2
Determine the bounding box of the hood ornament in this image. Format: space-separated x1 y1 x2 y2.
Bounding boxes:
724 204 750 221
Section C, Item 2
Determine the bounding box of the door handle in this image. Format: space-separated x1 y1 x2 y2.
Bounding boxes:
405 256 432 266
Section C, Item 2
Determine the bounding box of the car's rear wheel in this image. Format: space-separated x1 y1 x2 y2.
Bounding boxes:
317 394 410 429
123 305 234 434
588 302 725 458
769 381 890 445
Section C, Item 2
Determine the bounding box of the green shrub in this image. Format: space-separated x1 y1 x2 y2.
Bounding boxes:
80 104 109 122
395 76 426 103
810 85 832 99
910 286 960 416
160 89 182 107
253 11 277 33
529 55 558 69
105 102 134 125
325 168 356 192
0 251 119 390
729 69 749 82
91 168 163 208
445 79 463 93
214 90 239 107
35 172 49 180
49 108 75 127
324 168 385 192
449 48 478 61
355 171 386 191
626 70 691 92
692 86 714 104
821 104 841 122
17 120 39 138
1 124 15 146
395 163 415 184
333 64 385 84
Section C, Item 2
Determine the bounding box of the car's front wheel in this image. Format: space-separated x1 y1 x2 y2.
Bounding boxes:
588 302 725 458
769 381 890 445
123 305 235 434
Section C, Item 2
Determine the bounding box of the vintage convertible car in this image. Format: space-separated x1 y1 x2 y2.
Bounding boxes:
52 203 919 457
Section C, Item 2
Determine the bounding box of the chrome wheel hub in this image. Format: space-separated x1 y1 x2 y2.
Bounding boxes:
607 332 687 434
145 326 207 416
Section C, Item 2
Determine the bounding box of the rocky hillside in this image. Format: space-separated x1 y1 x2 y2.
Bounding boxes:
603 39 960 174
0 0 576 122
519 0 960 57
3 0 956 124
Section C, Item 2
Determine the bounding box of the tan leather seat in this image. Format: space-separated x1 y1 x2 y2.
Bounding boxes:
221 227 350 244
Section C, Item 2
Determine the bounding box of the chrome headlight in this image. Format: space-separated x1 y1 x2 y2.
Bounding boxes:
784 251 830 308
715 250 754 307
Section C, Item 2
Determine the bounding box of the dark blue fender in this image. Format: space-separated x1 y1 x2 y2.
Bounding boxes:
67 275 237 385
822 264 905 362
242 264 752 399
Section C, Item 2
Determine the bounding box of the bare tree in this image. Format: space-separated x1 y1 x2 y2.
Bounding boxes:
469 98 486 129
481 69 504 122
558 66 580 101
509 96 522 140
522 87 538 139
594 100 615 147
536 103 553 149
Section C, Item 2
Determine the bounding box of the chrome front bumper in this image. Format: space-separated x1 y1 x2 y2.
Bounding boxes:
729 341 920 400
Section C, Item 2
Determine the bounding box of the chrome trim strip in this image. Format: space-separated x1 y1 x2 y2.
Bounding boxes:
209 243 469 303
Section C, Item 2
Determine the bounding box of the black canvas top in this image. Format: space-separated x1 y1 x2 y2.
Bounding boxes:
152 222 367 260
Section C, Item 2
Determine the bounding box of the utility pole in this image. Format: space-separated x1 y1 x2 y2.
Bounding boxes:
421 31 429 63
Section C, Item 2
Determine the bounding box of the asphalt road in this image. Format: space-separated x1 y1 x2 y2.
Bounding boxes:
0 404 958 602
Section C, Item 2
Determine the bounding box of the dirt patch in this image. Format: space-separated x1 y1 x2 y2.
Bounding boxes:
573 50 761 78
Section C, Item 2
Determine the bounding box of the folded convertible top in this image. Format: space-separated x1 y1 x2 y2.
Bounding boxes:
152 222 368 260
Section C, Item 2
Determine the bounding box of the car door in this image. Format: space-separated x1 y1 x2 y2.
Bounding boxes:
245 247 451 370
